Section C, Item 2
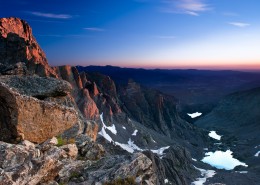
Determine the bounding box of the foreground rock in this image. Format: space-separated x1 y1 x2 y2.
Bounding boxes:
0 75 79 143
0 140 63 185
59 153 157 185
144 147 198 185
0 139 157 185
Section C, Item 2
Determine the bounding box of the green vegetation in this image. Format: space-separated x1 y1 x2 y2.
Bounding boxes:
57 135 75 147
104 176 136 185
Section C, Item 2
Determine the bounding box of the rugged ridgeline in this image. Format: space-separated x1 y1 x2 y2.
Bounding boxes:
195 87 260 184
0 18 57 77
0 17 212 185
78 65 260 125
84 72 208 153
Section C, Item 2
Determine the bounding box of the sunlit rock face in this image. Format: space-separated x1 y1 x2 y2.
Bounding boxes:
0 76 79 143
0 17 57 77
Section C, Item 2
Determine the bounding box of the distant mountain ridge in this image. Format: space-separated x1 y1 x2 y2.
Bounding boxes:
77 65 260 106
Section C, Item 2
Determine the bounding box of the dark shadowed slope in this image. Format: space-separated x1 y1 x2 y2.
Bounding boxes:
196 87 260 141
195 87 260 184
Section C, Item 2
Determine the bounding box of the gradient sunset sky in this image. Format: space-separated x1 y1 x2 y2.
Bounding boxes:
1 0 260 69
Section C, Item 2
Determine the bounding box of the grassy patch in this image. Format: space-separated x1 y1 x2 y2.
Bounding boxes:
57 136 75 147
104 176 136 185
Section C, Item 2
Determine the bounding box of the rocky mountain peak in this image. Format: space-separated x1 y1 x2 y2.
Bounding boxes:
0 17 32 40
0 17 57 77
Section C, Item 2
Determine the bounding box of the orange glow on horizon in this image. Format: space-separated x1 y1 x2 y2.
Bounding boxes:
111 61 260 70
59 59 260 71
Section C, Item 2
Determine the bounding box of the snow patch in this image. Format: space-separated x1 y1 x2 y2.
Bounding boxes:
132 129 138 136
115 139 143 153
122 126 126 130
99 113 117 135
98 114 170 158
255 151 260 157
187 112 202 118
127 138 143 151
235 171 248 174
151 146 170 158
98 119 143 154
204 148 208 151
151 138 157 143
114 142 134 153
164 179 169 183
191 166 216 185
202 150 248 170
106 124 117 135
192 158 197 161
208 131 221 140
98 126 113 142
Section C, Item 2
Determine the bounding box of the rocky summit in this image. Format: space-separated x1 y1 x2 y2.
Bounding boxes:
1 17 259 185
0 17 57 77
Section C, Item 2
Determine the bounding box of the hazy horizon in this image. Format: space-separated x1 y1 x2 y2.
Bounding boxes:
73 64 260 72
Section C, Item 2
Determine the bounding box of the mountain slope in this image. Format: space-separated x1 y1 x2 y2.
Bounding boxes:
196 87 260 141
195 87 260 184
83 72 209 155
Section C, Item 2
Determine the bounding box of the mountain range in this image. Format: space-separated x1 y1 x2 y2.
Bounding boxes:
0 17 259 185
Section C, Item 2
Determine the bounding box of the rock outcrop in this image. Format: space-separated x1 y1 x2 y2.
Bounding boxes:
0 138 156 185
0 140 63 185
78 153 156 184
0 17 57 77
0 76 79 143
144 147 197 185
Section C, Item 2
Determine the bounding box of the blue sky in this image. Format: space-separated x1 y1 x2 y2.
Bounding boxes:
1 0 260 69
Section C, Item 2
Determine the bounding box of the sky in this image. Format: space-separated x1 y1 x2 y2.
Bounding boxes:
1 0 260 69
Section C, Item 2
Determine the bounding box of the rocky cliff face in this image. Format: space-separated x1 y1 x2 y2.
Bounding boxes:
0 17 207 185
0 17 57 77
53 65 100 142
83 72 208 153
76 72 205 184
55 66 100 121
